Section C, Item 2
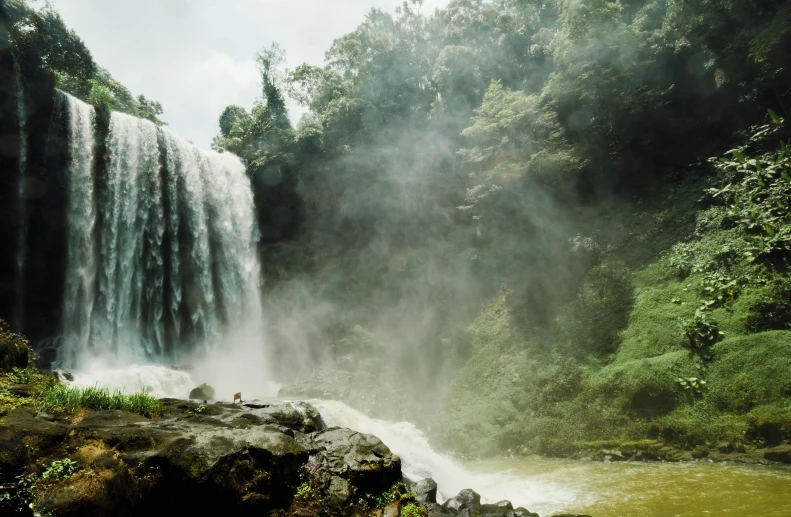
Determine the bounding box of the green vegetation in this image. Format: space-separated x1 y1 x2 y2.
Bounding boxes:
3 0 164 121
2 0 791 461
0 458 79 513
41 385 164 418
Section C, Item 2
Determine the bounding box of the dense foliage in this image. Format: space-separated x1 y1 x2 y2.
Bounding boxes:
2 0 164 121
208 0 791 451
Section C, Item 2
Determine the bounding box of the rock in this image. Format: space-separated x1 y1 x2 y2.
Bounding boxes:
307 427 401 495
63 371 74 381
424 502 455 517
514 508 540 517
35 347 58 369
7 384 33 397
764 445 791 463
717 441 734 453
189 383 215 400
328 475 352 503
635 450 660 461
383 501 400 517
0 400 382 516
443 489 481 514
412 477 438 503
691 445 709 459
550 515 593 517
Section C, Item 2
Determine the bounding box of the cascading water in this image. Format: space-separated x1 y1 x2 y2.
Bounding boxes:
13 56 27 332
90 112 164 362
311 400 579 512
60 92 98 367
58 105 268 394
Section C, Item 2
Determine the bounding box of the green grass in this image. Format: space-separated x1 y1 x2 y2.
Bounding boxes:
41 385 164 417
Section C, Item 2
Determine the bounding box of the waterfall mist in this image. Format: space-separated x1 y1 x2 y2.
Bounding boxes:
13 55 27 332
58 94 272 398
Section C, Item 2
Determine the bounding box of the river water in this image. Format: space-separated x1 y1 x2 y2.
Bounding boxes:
465 457 791 517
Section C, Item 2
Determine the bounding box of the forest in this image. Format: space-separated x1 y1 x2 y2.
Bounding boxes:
1 0 791 515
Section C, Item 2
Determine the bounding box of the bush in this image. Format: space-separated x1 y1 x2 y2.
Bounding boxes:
0 320 29 374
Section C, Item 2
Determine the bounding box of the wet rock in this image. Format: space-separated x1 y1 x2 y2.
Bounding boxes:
764 445 791 463
62 371 74 381
307 427 401 494
550 514 592 517
412 477 438 503
635 450 660 461
443 488 481 514
328 475 352 503
36 346 58 369
514 508 540 517
189 383 215 400
424 502 455 517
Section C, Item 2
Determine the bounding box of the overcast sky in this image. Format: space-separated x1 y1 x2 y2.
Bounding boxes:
49 0 450 149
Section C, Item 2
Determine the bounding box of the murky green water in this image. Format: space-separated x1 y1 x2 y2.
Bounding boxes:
465 457 791 517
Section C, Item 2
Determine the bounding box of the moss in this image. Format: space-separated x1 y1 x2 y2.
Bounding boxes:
590 350 700 417
707 331 791 412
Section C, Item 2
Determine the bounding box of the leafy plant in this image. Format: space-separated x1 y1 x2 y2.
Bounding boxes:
679 309 724 351
41 459 79 482
676 377 707 398
9 367 36 385
0 472 38 513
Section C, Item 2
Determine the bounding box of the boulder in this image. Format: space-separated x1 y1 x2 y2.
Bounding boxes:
764 445 791 464
306 427 401 494
188 383 215 400
328 476 352 503
443 489 481 514
412 477 438 503
36 347 58 369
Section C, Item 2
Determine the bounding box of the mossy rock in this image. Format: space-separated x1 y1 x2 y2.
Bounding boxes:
189 383 216 400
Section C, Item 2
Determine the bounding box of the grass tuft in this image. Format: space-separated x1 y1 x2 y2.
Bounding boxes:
41 385 164 417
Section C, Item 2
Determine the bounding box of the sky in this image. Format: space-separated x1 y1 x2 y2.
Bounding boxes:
49 0 450 149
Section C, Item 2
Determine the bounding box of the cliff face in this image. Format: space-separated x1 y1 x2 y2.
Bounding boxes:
0 15 68 344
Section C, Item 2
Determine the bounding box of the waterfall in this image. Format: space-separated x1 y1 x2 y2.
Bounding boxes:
13 56 27 332
59 107 265 375
60 92 98 367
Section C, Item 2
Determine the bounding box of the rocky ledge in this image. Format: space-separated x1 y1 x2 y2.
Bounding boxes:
0 399 581 517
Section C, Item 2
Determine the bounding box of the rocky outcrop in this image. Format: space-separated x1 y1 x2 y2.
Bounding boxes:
0 400 402 517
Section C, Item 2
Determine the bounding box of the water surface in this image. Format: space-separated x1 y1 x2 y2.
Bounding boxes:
465 457 791 517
